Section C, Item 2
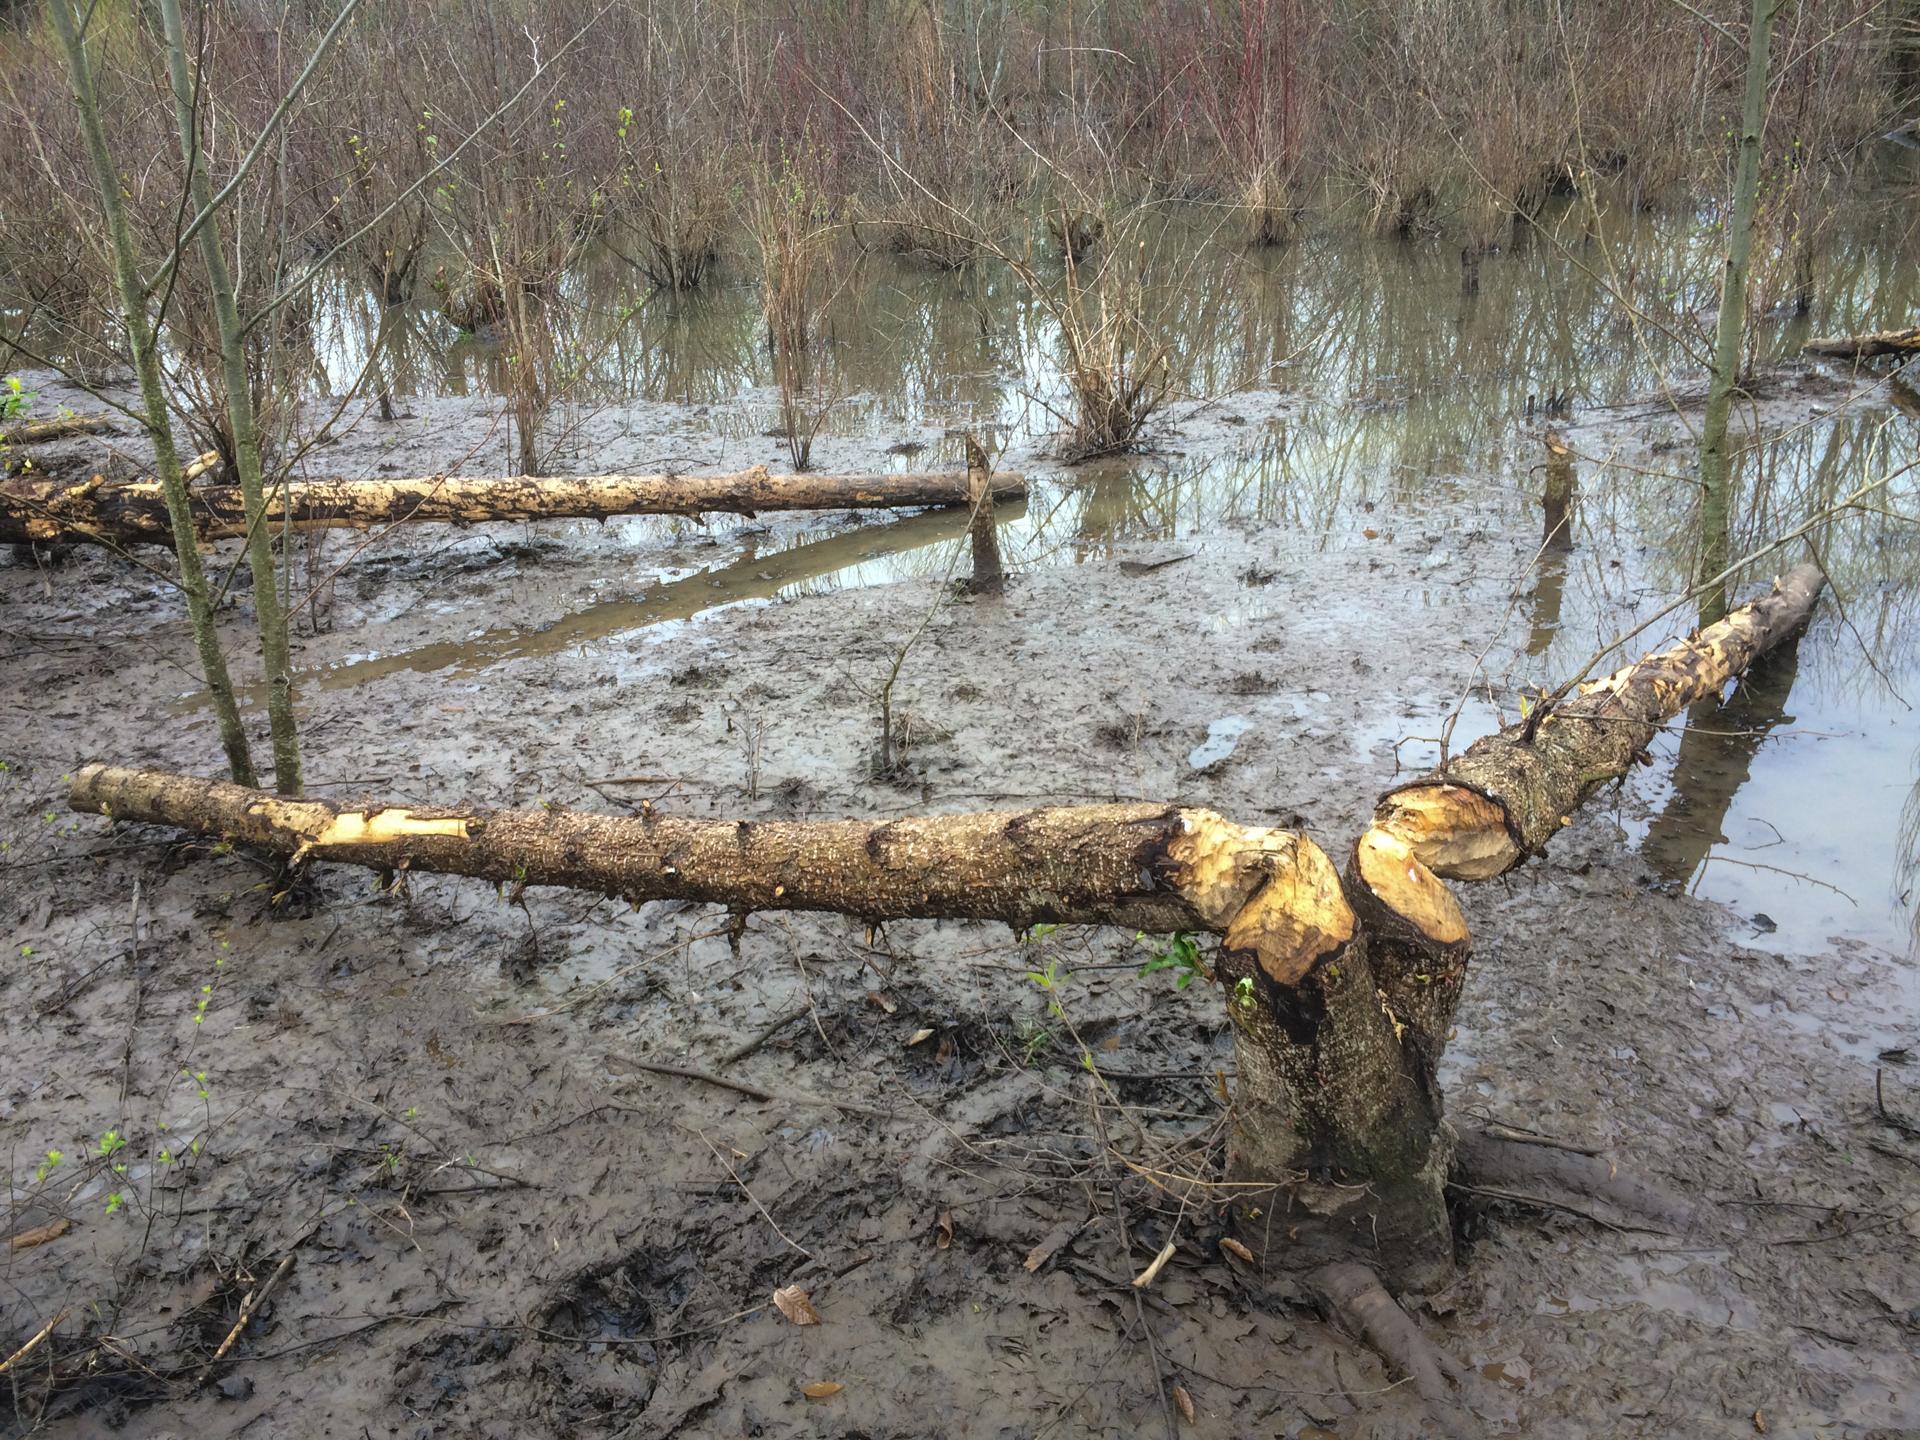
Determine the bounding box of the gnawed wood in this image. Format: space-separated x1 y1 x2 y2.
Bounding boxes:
1803 325 1920 360
1 467 1030 547
68 765 1314 938
1375 564 1825 880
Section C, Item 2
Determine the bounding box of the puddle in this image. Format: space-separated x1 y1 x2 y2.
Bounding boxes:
1188 716 1252 772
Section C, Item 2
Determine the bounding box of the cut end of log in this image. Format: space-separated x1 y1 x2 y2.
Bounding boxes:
1351 828 1469 946
1372 785 1519 882
1219 831 1357 985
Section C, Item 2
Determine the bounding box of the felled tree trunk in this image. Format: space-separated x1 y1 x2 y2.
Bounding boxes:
0 468 1030 548
0 414 119 446
1803 325 1920 360
66 563 1825 1303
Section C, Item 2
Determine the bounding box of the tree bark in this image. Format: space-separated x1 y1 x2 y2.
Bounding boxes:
1803 325 1920 360
0 468 1031 548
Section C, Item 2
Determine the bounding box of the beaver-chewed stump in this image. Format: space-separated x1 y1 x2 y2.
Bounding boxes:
67 564 1827 1434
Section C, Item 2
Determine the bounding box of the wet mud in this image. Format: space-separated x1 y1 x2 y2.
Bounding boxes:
4 229 1920 1438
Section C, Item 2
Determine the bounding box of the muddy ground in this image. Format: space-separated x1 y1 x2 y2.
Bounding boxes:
3 376 1919 1440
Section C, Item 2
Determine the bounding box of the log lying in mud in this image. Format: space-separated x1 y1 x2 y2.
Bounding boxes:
66 769 1328 945
0 467 1029 547
1371 563 1825 884
1802 325 1920 361
0 413 119 446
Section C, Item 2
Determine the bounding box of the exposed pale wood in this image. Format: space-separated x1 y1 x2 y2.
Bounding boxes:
1 467 1030 547
0 414 118 445
1376 564 1825 880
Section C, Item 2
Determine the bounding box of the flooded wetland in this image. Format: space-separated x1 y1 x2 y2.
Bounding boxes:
4 4 1920 1437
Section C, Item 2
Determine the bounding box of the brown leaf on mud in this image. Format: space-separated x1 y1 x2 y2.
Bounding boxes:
1363 527 1380 539
1219 1237 1254 1264
1171 1383 1196 1424
906 1027 935 1047
1752 1413 1766 1434
935 1210 954 1249
7 1218 70 1251
865 991 897 1014
934 1034 956 1064
772 1284 822 1325
801 1381 844 1400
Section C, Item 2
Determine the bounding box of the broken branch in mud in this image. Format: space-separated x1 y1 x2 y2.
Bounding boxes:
1373 563 1826 883
1802 325 1920 361
1 413 119 446
64 563 1825 1384
0 466 1030 547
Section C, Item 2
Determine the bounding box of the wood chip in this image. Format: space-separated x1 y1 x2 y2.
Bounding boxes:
801 1381 844 1400
1131 1239 1176 1289
1172 1383 1196 1424
905 1027 935 1047
1219 1237 1254 1264
7 1218 71 1251
772 1284 822 1326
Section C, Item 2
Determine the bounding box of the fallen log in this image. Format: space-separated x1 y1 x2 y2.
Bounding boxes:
0 466 1030 547
1803 325 1920 360
1371 563 1825 884
0 413 119 446
66 563 1826 1315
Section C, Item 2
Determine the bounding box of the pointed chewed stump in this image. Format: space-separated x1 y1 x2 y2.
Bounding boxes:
65 564 1826 1432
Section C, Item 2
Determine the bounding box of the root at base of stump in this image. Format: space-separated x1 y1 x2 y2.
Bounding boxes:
1308 1261 1491 1439
1452 1128 1697 1234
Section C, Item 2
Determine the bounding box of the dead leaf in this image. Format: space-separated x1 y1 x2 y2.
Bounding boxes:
1363 527 1380 539
1172 1383 1196 1424
1752 1412 1766 1435
772 1284 822 1326
935 1211 954 1250
7 1218 71 1251
801 1381 844 1400
906 1027 935 1047
865 991 897 1015
1219 1237 1254 1264
934 1035 956 1065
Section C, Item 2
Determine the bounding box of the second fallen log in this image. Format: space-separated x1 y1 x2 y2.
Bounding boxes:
0 466 1030 547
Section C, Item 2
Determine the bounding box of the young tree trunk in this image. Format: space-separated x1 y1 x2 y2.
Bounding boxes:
157 0 302 796
46 0 256 788
1695 0 1781 626
67 565 1825 1297
0 469 1031 549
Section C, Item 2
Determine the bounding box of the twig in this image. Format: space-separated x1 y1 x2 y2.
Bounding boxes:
0 1310 66 1376
193 1253 295 1386
1877 1070 1920 1139
610 1057 892 1118
720 1006 806 1067
1086 1075 1178 1440
694 1131 813 1261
